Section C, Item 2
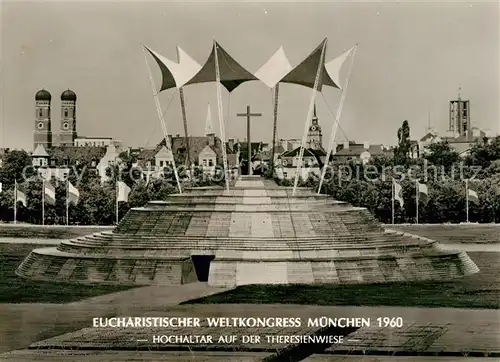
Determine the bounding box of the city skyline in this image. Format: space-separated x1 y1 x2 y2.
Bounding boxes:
1 1 499 150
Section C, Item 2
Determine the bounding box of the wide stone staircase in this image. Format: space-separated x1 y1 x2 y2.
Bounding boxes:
16 177 479 286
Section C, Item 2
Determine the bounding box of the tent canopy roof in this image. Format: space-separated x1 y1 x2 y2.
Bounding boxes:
144 45 202 91
184 41 258 92
279 38 340 91
145 39 354 93
254 46 293 88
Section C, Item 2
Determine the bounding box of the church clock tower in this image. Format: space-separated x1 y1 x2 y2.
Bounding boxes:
307 104 323 150
59 89 77 147
33 89 53 150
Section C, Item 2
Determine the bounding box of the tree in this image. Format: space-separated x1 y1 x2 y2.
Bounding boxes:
424 142 460 170
148 178 176 200
115 151 141 186
24 179 43 224
421 180 464 223
174 152 187 167
466 136 500 168
128 181 150 208
0 189 14 222
0 150 35 188
79 182 115 225
368 154 394 169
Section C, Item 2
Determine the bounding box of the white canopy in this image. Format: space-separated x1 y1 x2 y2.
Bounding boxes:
254 46 293 88
254 39 355 92
325 46 356 91
144 45 202 91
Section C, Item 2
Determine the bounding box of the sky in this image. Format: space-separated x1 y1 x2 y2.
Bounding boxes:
1 0 499 151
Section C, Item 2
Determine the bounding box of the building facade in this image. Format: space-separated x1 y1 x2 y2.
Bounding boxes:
276 105 327 179
136 133 239 180
332 141 389 164
74 137 122 148
277 147 326 180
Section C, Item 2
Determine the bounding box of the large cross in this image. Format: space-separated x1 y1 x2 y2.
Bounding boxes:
237 105 262 175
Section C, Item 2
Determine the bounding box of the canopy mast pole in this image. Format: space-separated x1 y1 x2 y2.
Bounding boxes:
270 83 280 178
317 45 357 194
142 46 182 194
293 40 328 196
14 180 17 224
213 40 231 191
42 180 45 226
179 87 192 168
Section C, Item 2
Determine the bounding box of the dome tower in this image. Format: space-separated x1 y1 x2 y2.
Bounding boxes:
59 89 77 147
33 89 53 150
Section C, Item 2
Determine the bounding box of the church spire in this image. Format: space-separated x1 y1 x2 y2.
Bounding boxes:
312 103 318 125
307 103 322 149
205 103 214 135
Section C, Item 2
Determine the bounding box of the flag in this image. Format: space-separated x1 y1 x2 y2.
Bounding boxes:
68 181 79 205
325 46 356 91
468 183 479 204
117 181 131 202
44 182 56 205
417 181 428 203
255 46 293 88
15 186 27 206
393 180 404 207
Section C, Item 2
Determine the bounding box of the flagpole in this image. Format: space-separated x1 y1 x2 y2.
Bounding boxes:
116 182 119 225
293 39 328 196
66 179 69 226
415 180 419 225
179 87 192 168
391 179 395 225
213 40 230 191
318 45 358 194
14 180 17 225
42 180 45 226
466 179 469 223
142 46 182 194
270 83 279 178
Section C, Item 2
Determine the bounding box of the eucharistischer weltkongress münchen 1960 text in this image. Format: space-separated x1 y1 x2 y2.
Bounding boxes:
92 316 404 345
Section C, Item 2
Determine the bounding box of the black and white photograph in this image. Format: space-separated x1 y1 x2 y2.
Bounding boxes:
0 0 499 361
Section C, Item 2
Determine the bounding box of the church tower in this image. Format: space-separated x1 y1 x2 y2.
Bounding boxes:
205 103 214 136
59 89 77 147
205 103 217 147
307 104 323 149
449 87 471 140
33 89 53 150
